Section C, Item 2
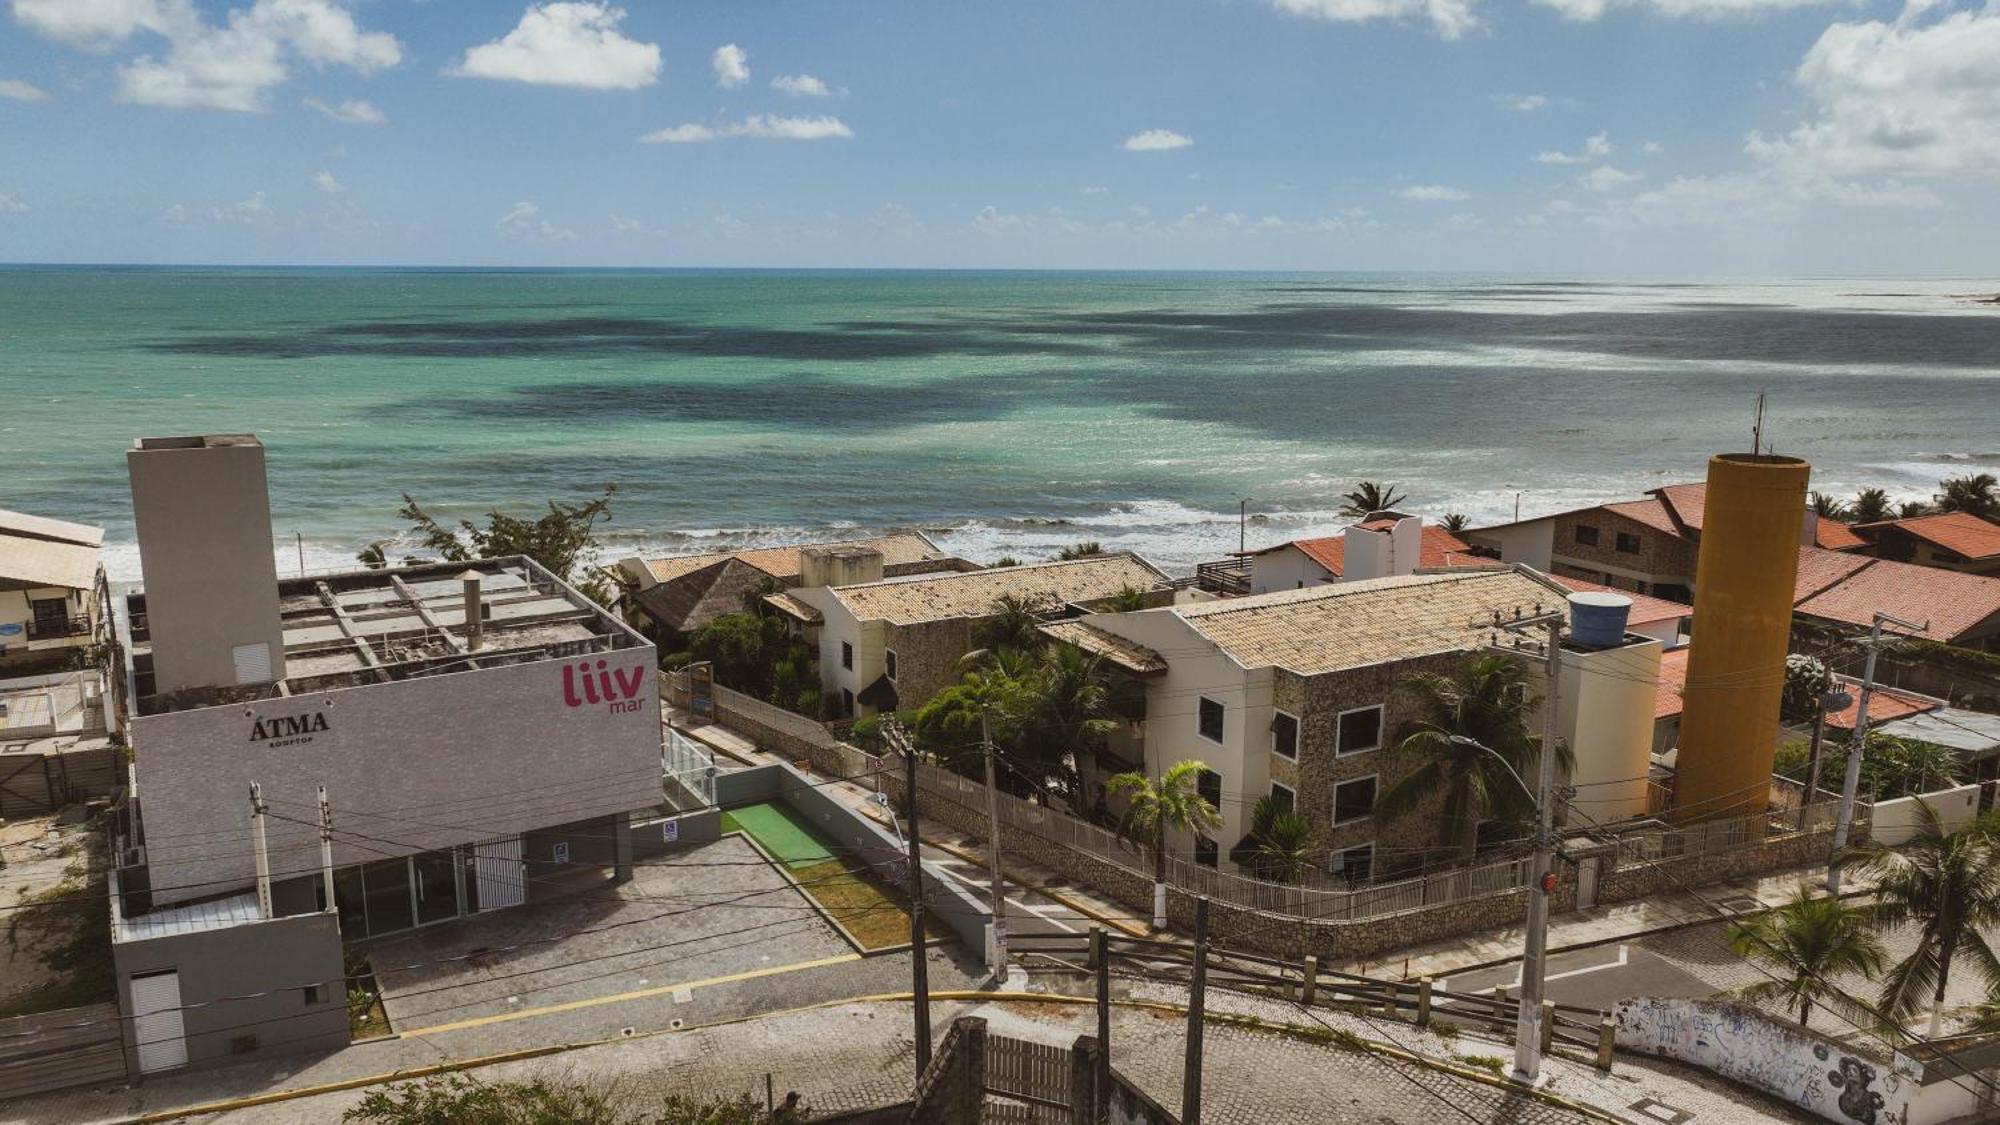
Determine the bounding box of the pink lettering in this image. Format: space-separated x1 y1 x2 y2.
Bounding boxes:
580 662 601 705
612 665 645 700
562 665 585 708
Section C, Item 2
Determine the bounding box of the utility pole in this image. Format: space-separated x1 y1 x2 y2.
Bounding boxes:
317 784 336 913
1238 498 1252 555
249 782 273 920
1182 896 1210 1125
886 718 933 1074
979 709 1008 975
1482 604 1565 1084
1828 611 1929 895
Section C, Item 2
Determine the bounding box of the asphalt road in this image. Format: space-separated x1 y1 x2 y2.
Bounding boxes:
1441 942 1721 1012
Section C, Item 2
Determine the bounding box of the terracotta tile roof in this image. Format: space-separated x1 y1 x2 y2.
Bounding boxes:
1814 520 1867 551
1793 549 2000 644
1279 524 1479 578
640 532 952 585
1038 619 1168 675
1600 498 1683 536
829 553 1172 626
1655 647 1690 720
1649 483 1708 534
1793 546 1876 601
1171 567 1569 676
1822 680 1939 731
1548 576 1692 628
1867 511 2000 562
0 508 103 549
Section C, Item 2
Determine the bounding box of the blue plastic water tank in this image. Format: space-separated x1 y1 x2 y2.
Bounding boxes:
1567 592 1632 649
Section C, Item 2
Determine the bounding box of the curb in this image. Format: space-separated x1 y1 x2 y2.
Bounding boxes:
916 833 1152 940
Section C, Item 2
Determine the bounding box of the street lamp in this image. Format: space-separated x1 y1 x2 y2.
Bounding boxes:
1448 732 1559 1085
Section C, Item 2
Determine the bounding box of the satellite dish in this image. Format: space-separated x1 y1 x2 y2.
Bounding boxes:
1822 690 1854 712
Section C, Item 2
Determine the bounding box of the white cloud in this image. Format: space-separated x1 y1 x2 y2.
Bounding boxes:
304 96 382 124
1533 0 1834 21
1642 140 1665 154
1399 184 1471 201
1513 93 1548 111
1272 0 1479 39
1745 8 2000 183
711 43 748 88
1578 164 1643 191
497 199 574 241
210 190 270 224
43 0 404 112
161 202 189 224
453 2 660 90
609 212 667 237
771 73 838 97
0 78 51 101
1534 131 1613 164
1122 129 1192 152
639 114 854 144
312 169 342 193
0 192 27 213
1081 186 1110 195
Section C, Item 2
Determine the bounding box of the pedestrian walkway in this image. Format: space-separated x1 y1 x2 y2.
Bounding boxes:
1336 863 1847 980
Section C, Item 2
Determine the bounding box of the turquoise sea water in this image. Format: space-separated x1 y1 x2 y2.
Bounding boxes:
2 266 1996 577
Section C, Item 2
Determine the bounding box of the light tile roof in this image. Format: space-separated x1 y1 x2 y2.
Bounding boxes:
0 509 103 548
1793 551 2000 644
0 535 100 591
1268 523 1479 578
639 532 953 585
1169 567 1569 676
829 554 1171 625
762 591 823 625
1549 575 1692 628
632 557 771 635
1038 619 1168 675
1864 511 2000 562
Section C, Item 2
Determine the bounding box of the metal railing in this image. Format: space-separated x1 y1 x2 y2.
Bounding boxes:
664 727 718 809
24 617 89 642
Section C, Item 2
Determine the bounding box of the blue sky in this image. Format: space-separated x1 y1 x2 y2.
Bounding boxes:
1 0 1996 272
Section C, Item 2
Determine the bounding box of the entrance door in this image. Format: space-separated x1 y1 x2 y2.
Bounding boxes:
475 838 525 911
131 970 188 1074
1577 857 1600 911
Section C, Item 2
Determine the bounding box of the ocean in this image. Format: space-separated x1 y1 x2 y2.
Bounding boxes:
2 266 1996 580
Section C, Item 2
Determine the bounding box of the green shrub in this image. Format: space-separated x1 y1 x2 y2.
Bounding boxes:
343 1075 806 1124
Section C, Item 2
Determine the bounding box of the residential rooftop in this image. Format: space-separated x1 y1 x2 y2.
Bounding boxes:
1167 566 1575 676
1856 511 2000 562
631 531 954 587
1037 619 1169 676
826 552 1172 625
1549 575 1691 628
0 507 103 591
1793 545 2000 644
1242 519 1481 577
1480 481 1866 552
125 555 645 715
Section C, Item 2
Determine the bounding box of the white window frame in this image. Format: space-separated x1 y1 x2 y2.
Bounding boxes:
1331 773 1378 827
1196 696 1225 744
1333 842 1375 884
1270 708 1299 761
885 648 899 682
1334 703 1384 758
1268 780 1296 814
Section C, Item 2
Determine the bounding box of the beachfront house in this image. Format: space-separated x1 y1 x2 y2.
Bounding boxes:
0 508 107 674
1238 514 1479 594
1054 567 1662 884
780 553 1175 718
1850 511 2000 578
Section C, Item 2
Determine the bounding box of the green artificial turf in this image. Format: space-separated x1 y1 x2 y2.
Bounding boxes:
722 802 835 869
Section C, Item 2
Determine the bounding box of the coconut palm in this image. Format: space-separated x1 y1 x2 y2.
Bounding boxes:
1015 645 1119 809
1898 500 1935 519
976 593 1050 655
1842 803 2000 1034
1055 540 1105 561
1440 513 1471 533
1727 885 1885 1028
1850 488 1892 524
1811 492 1851 520
1938 473 2000 520
1377 653 1568 859
1244 795 1316 885
1109 760 1223 929
1340 481 1407 518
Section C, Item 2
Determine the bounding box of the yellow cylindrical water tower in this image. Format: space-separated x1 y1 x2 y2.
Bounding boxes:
1670 453 1809 824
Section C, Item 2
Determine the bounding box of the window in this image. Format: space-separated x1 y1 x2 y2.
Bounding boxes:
841 688 855 716
1333 776 1377 825
1195 837 1219 868
1615 531 1642 554
885 649 898 681
303 985 323 1005
1197 769 1222 809
1335 705 1383 756
1271 711 1298 760
1269 782 1295 815
840 641 853 670
1574 524 1600 547
1334 843 1374 885
1197 697 1224 743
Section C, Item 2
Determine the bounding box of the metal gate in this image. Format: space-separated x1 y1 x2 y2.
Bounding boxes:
475 838 525 911
130 971 188 1074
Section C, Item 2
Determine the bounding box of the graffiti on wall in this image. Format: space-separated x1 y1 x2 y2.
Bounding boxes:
1614 998 1912 1125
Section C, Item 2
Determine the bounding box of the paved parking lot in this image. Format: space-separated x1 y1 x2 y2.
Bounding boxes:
371 835 854 1037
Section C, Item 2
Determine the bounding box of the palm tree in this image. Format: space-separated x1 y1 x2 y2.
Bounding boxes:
1377 653 1567 859
1105 585 1149 612
1938 473 2000 520
1899 500 1935 519
1811 492 1851 520
1842 803 2000 1034
1109 760 1223 929
1340 481 1407 518
1850 488 1892 524
1055 541 1105 561
976 593 1049 655
1440 513 1471 533
1016 646 1119 809
1244 795 1315 884
1726 885 1885 1028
